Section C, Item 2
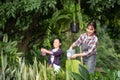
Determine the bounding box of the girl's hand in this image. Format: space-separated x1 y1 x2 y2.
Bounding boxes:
41 48 46 53
41 48 47 56
41 48 53 55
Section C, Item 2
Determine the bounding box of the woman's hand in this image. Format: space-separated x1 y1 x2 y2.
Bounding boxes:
70 54 77 59
69 43 76 50
70 53 82 59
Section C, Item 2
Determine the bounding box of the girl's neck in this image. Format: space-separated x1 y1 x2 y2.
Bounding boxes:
54 47 59 50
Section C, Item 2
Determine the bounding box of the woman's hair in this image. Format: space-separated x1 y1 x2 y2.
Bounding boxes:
87 21 97 35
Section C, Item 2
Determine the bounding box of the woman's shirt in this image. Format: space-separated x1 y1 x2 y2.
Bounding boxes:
74 33 98 56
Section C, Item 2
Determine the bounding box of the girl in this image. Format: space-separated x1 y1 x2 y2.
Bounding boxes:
41 38 62 72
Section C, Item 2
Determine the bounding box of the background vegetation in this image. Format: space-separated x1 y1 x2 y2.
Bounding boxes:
0 0 120 79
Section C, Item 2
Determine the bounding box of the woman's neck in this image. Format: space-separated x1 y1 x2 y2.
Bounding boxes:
87 33 94 37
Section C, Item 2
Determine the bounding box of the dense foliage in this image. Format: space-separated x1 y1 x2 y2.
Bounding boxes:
0 0 120 79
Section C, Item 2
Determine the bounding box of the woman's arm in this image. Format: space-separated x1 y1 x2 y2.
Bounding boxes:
71 36 98 59
70 53 86 59
69 35 83 50
82 37 98 55
69 43 76 50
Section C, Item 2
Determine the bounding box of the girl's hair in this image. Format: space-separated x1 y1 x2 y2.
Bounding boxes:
87 21 97 35
54 38 62 48
55 38 62 43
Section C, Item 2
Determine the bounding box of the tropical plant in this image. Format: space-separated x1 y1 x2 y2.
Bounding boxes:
96 21 120 70
0 55 66 80
71 64 120 80
0 34 23 80
0 0 57 53
0 34 23 67
44 0 82 35
71 64 90 80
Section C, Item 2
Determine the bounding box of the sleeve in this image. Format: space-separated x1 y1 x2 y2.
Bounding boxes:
83 37 98 56
74 35 83 46
48 55 51 64
53 49 62 56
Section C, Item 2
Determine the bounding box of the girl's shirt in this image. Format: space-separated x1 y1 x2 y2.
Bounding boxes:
48 48 62 66
51 49 57 63
74 33 98 56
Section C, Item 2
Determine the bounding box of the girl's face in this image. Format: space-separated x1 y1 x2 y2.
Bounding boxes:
53 39 61 48
86 25 95 36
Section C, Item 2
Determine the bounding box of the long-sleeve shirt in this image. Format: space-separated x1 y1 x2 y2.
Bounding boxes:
74 33 98 56
48 48 62 66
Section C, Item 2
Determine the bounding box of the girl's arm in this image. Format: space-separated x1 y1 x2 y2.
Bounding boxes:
44 49 53 54
41 48 53 55
52 49 62 56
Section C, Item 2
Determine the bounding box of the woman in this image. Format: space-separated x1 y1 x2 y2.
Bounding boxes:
41 38 62 72
69 21 98 73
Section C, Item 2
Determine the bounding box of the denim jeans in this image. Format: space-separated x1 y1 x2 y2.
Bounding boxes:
83 54 96 73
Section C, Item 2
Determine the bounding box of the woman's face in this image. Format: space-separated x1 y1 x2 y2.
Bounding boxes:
86 25 95 36
53 39 61 48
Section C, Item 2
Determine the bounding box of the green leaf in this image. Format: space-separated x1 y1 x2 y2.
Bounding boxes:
3 34 8 42
118 71 120 78
71 72 83 80
66 60 82 73
78 64 90 80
